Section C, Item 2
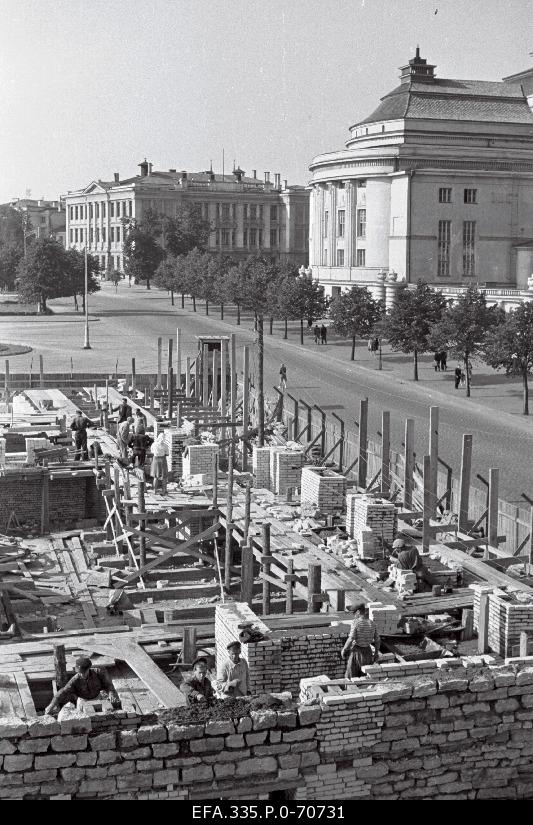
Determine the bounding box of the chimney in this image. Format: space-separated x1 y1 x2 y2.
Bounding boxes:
139 159 149 177
284 179 288 190
264 172 270 184
210 170 215 182
114 172 120 183
148 163 153 175
252 169 257 179
274 173 281 189
181 170 187 179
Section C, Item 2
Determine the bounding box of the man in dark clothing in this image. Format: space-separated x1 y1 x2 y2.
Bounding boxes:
454 365 463 389
114 398 132 423
320 324 327 344
70 411 95 461
440 351 447 371
131 432 153 469
180 658 214 706
45 657 120 714
313 325 320 344
392 538 433 589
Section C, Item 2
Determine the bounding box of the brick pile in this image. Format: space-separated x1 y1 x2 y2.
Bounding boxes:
346 496 397 558
368 603 401 635
270 447 305 496
25 437 49 465
387 565 417 595
472 588 533 658
300 467 346 514
252 446 271 489
162 428 188 479
182 444 219 484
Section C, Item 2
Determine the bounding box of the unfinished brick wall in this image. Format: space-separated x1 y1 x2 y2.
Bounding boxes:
473 586 533 658
0 474 101 528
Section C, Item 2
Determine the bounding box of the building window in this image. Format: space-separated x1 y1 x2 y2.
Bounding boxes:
336 249 345 266
243 228 248 246
337 210 345 237
243 204 248 220
464 188 477 204
102 202 106 218
117 202 121 218
322 248 328 266
215 230 220 246
356 249 366 266
222 204 230 221
75 206 79 220
250 228 257 246
463 221 476 277
259 205 263 220
250 205 257 221
116 225 121 243
110 202 115 217
95 203 100 219
79 228 83 243
439 188 452 203
221 229 230 246
40 216 46 224
270 228 278 247
70 206 74 220
438 220 451 277
128 200 132 217
324 211 329 237
232 203 236 220
102 228 106 242
259 229 263 247
69 229 73 244
231 230 236 247
110 227 114 242
356 209 366 238
96 227 100 243
74 228 78 243
270 205 278 222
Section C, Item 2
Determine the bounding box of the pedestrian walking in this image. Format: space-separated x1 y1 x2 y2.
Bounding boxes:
368 339 373 354
434 353 441 372
116 416 133 463
320 324 327 345
373 337 379 354
440 351 447 371
313 325 320 344
454 365 463 389
279 363 287 391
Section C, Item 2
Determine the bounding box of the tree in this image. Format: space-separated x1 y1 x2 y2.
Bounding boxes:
0 243 23 290
221 264 245 324
163 203 211 257
381 280 447 380
0 205 24 247
329 286 383 360
273 273 326 344
429 287 502 397
238 256 281 445
181 247 211 312
122 209 164 289
154 255 178 305
65 248 100 311
483 303 533 415
16 238 70 312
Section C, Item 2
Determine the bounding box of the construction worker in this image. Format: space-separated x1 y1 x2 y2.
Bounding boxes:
45 657 120 715
391 538 432 589
217 641 250 697
114 397 132 423
181 657 215 706
134 408 147 434
70 410 95 461
341 603 380 678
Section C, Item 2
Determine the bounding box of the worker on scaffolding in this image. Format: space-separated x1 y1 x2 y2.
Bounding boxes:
70 410 96 461
391 538 433 590
180 657 215 706
341 603 380 678
217 641 250 697
45 656 121 715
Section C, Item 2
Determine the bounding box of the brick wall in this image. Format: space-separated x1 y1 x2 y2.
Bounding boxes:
473 586 533 658
0 474 100 528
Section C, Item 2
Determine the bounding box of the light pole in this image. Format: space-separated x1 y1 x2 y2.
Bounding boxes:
83 197 91 349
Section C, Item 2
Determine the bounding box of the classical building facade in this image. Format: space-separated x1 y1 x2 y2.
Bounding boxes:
309 51 533 301
63 161 309 272
6 198 66 247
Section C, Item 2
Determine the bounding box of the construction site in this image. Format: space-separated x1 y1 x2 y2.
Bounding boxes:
1 331 533 801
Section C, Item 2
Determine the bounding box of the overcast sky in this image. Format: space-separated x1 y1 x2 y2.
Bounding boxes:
0 0 531 203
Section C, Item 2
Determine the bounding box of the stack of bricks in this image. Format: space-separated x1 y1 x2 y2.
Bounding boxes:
368 603 401 635
0 436 6 468
163 427 188 479
182 443 219 484
25 437 49 465
472 588 533 658
387 564 417 595
300 467 346 514
252 446 271 489
270 447 305 496
346 495 397 558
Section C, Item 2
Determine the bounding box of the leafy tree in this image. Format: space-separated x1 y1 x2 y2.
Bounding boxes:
381 280 447 381
0 205 24 247
0 243 23 290
154 255 178 305
65 248 100 311
163 203 211 257
220 264 245 325
483 303 533 415
329 286 383 360
122 208 164 289
106 268 122 293
16 238 70 312
429 287 502 397
181 247 211 312
273 274 326 344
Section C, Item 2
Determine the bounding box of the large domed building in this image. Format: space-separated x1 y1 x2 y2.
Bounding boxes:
309 50 533 301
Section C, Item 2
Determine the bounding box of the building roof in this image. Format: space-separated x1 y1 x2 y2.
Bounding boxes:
355 71 533 127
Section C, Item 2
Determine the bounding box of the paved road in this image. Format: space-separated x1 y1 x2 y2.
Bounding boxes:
1 283 531 502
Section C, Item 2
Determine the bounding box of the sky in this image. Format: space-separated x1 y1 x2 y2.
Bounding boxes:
0 0 532 202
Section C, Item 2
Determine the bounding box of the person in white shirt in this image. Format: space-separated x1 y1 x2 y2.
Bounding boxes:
151 432 169 495
217 641 250 697
116 416 133 462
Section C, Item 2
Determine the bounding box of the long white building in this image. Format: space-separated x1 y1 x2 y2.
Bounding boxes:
309 50 533 300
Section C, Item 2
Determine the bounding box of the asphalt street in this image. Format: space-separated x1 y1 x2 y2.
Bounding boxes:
1 283 532 502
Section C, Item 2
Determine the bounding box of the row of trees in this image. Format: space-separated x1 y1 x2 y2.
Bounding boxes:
0 205 26 291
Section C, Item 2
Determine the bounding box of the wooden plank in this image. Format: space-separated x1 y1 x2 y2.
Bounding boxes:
14 672 37 718
459 435 473 532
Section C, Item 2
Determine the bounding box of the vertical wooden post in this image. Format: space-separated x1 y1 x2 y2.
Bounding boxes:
168 369 174 421
212 349 218 410
4 360 9 394
520 631 530 658
429 406 439 515
459 434 473 532
403 418 415 509
224 445 234 590
167 338 173 402
488 468 499 552
138 479 147 568
307 562 322 614
39 355 44 388
240 543 254 607
422 454 431 553
123 471 132 528
358 398 368 489
157 337 162 389
113 466 123 553
529 507 533 576
220 340 227 459
212 454 218 508
243 478 251 545
41 468 50 535
186 356 191 398
242 345 249 472
176 327 181 391
262 522 271 615
182 627 197 665
285 559 294 615
131 358 136 396
477 592 489 654
306 403 312 443
338 416 345 472
202 347 209 408
381 410 390 495
292 397 299 442
53 644 68 691
230 333 237 429
176 400 181 428
330 589 345 612
194 354 200 400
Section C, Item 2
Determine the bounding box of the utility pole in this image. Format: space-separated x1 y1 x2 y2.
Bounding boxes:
83 196 91 349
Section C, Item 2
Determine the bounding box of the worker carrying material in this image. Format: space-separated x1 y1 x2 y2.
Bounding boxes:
217 641 251 697
391 538 434 589
180 657 215 706
341 603 380 678
45 656 120 715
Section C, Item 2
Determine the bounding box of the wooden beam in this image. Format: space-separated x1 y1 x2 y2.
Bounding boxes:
157 337 163 389
262 523 271 615
422 454 431 553
54 644 68 690
225 444 234 590
240 543 254 608
358 398 368 489
381 410 390 495
176 327 182 391
477 593 489 654
459 434 473 532
41 469 50 535
403 418 415 509
242 345 249 472
488 468 499 553
307 562 322 614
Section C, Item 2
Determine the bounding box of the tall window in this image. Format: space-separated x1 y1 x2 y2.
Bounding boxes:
221 229 230 246
270 228 278 247
250 228 257 246
102 202 106 218
259 205 263 219
438 220 451 278
69 229 73 243
110 202 115 217
243 204 248 220
128 200 133 217
116 202 121 218
110 227 115 242
356 209 366 238
243 228 248 246
102 228 106 242
356 249 366 266
79 228 83 243
270 205 278 221
222 204 230 220
96 227 100 243
232 204 236 219
324 211 329 237
439 188 452 203
74 228 78 243
250 205 257 220
116 225 121 243
258 230 263 247
231 230 236 247
336 249 345 266
95 203 100 219
463 221 476 277
75 205 79 220
337 210 345 237
464 188 477 204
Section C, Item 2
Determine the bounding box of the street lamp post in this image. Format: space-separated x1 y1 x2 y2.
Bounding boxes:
83 196 91 349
